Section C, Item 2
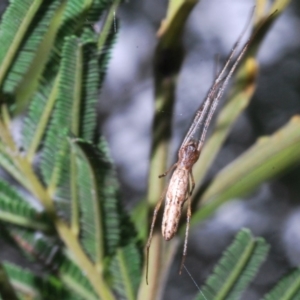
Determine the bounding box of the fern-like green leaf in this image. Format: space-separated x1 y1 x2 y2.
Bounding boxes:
96 136 121 256
79 22 118 140
2 1 61 95
70 139 103 263
0 179 50 231
21 76 59 156
195 228 269 300
262 268 300 300
40 35 84 186
40 31 103 187
41 0 103 84
109 243 142 300
71 138 120 261
13 0 66 114
3 262 83 300
0 0 43 86
58 257 98 300
79 30 100 140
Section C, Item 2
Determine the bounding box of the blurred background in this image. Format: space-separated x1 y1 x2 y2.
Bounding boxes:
99 0 300 299
1 0 300 299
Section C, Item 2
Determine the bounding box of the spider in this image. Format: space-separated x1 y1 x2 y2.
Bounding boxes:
145 9 273 284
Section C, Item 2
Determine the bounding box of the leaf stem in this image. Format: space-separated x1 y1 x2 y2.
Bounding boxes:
56 218 115 300
97 0 121 52
26 75 60 163
0 211 50 231
215 238 255 300
0 119 54 213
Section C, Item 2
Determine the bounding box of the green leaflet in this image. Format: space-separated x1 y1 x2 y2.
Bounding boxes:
41 0 100 84
79 31 100 140
109 243 142 300
71 139 120 261
21 76 59 157
14 0 66 114
2 1 60 95
0 179 50 231
0 0 43 86
195 229 269 300
3 262 84 300
81 22 118 139
82 21 118 138
262 268 300 300
39 27 117 216
38 28 112 185
40 35 86 186
59 257 98 300
70 139 103 263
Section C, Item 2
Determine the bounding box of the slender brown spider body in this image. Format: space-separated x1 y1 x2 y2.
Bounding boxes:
162 141 200 241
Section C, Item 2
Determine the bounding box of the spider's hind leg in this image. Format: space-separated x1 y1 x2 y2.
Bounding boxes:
189 170 196 196
179 179 193 274
145 186 168 284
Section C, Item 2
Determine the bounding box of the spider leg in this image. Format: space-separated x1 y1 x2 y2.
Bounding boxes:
158 163 177 178
146 186 168 284
179 176 192 274
189 169 196 196
182 170 195 202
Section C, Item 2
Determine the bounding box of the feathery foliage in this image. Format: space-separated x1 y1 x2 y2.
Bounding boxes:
70 139 120 260
3 262 85 300
2 1 61 95
0 0 135 299
195 229 269 300
109 243 142 300
0 0 43 87
0 179 50 230
262 268 300 300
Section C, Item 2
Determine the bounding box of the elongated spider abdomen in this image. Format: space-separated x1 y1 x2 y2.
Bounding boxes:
162 168 189 240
